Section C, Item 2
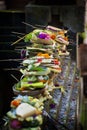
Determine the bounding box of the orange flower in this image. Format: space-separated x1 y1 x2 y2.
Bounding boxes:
64 36 68 41
38 79 47 83
37 52 42 56
58 31 65 35
37 53 50 58
11 99 21 107
44 53 50 58
50 34 56 39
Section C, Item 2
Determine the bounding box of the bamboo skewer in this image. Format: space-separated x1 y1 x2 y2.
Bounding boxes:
0 59 23 62
22 21 37 29
12 31 25 35
11 35 27 45
35 24 47 28
11 74 19 82
11 22 38 45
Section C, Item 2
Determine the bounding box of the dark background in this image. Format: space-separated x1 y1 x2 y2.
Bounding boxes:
0 0 85 122
4 0 78 10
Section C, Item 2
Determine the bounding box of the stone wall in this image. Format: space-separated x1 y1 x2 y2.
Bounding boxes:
25 5 84 32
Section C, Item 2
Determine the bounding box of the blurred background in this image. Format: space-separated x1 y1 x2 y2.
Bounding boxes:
0 0 86 130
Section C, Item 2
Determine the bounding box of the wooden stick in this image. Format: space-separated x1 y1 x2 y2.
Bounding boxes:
11 21 38 45
10 74 19 82
0 59 23 62
35 24 46 28
22 21 37 29
12 31 25 35
11 35 26 45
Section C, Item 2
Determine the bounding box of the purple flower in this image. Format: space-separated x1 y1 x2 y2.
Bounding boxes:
21 49 26 59
28 81 33 84
50 103 56 109
33 114 37 118
38 32 50 39
10 119 22 129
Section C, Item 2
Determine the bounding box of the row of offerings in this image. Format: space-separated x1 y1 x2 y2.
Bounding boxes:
6 25 71 130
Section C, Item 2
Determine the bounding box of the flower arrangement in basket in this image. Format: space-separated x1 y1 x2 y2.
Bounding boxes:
7 95 44 130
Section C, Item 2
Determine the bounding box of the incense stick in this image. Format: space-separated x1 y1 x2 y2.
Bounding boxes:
35 24 47 28
11 74 19 82
11 35 26 45
11 21 38 45
22 21 37 29
0 59 23 62
12 31 25 35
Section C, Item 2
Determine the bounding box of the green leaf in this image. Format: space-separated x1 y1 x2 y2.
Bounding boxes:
24 33 33 42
